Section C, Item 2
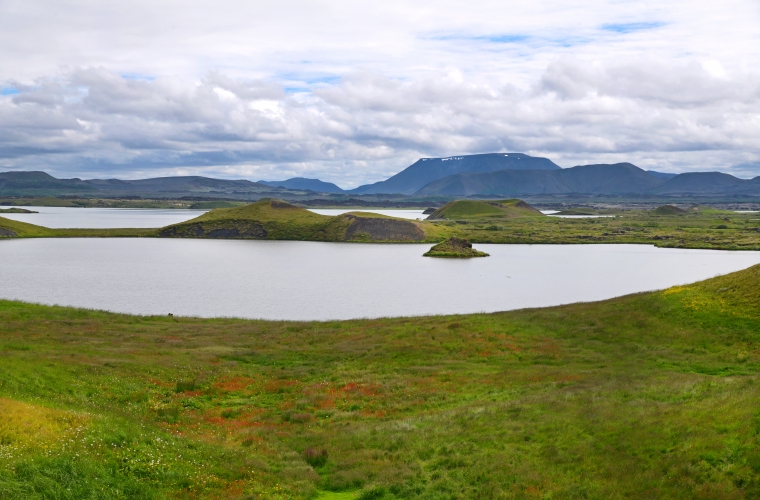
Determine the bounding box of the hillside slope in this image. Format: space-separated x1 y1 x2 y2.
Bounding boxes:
351 153 561 195
3 264 760 498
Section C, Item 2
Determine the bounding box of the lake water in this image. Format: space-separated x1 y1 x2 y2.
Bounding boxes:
0 239 757 321
0 206 208 228
308 209 426 220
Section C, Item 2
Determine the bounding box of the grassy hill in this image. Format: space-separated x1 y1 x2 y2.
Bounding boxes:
426 199 545 220
2 265 760 498
159 200 427 242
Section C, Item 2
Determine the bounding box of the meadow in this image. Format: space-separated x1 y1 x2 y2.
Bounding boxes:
2 263 760 498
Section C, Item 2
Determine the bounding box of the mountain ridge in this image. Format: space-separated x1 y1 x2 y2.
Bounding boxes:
414 163 760 196
349 153 561 195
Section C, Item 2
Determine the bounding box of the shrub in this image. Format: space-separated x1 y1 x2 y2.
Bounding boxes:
175 380 195 393
303 447 328 467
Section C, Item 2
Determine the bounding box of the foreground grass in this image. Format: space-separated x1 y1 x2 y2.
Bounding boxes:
2 265 760 498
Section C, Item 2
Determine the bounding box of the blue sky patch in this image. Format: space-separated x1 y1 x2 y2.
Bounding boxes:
120 73 156 81
1 87 20 95
601 22 666 33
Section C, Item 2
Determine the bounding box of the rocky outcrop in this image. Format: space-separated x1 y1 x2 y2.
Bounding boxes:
0 228 17 237
423 237 489 258
344 215 425 242
159 222 267 239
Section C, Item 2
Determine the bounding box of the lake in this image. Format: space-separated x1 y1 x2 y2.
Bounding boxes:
0 206 208 228
1 206 427 227
0 239 757 321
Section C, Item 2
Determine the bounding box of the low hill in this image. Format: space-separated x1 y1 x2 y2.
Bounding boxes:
0 171 300 198
350 153 561 195
426 199 544 220
87 176 287 196
158 199 426 242
258 177 345 193
416 163 663 196
0 171 96 196
652 205 687 215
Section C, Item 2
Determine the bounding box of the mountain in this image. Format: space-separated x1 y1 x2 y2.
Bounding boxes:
0 171 293 198
258 177 345 193
647 170 677 179
0 171 95 193
415 163 664 196
350 153 561 195
89 176 280 195
650 172 760 195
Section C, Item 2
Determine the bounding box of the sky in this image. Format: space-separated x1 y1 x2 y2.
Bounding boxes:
1 0 759 188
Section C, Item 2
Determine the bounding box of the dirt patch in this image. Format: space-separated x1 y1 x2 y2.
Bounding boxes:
0 228 17 237
344 215 425 241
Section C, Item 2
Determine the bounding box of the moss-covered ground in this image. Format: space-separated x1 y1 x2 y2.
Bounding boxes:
2 265 760 498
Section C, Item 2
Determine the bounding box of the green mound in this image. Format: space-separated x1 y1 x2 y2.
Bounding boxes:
426 199 544 220
0 208 38 214
423 237 489 257
0 215 53 237
159 200 427 242
652 205 687 215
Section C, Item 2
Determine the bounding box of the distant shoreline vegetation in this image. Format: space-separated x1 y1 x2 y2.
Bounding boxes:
1 198 759 251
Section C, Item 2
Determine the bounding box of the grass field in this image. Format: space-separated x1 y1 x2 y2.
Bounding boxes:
2 264 760 498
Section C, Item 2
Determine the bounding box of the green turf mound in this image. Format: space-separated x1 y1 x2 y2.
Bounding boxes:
652 205 687 215
426 199 544 220
0 208 38 214
423 237 489 257
0 215 53 237
158 200 427 242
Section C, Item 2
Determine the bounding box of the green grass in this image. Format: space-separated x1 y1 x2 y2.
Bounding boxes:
2 265 760 498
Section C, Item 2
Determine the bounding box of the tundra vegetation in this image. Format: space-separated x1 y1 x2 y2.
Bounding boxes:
2 198 759 250
2 265 760 498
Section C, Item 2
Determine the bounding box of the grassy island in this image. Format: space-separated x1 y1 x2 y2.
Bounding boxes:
2 265 760 498
423 237 489 258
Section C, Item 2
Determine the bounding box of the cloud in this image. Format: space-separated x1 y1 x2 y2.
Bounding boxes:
0 0 759 185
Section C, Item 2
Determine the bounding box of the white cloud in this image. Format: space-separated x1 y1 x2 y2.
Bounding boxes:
1 0 759 185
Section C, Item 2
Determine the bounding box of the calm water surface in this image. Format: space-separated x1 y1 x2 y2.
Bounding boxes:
0 239 758 320
0 206 207 228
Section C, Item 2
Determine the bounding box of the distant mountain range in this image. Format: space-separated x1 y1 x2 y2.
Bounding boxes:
257 177 344 193
0 171 296 198
414 163 760 196
1 152 758 199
